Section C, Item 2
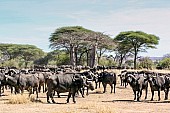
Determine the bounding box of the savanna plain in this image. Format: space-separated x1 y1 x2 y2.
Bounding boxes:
1 69 170 113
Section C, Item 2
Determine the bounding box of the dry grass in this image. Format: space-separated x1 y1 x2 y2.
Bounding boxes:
6 94 31 104
2 69 170 113
5 94 41 104
79 102 96 109
78 100 116 113
95 88 103 94
95 105 115 113
52 111 78 113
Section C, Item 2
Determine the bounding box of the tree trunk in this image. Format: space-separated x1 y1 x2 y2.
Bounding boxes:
25 61 28 68
89 43 98 68
98 56 101 64
119 55 123 67
78 49 89 65
70 44 76 69
119 53 126 67
87 51 89 66
134 49 137 69
75 47 78 66
97 49 102 65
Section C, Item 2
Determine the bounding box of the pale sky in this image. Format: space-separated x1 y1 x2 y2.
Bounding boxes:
0 0 170 57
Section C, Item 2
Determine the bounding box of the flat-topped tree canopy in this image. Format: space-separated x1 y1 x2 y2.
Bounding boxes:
49 26 115 67
114 31 159 69
49 26 93 50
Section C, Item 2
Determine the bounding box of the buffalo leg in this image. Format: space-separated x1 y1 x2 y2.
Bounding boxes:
72 92 76 103
110 84 113 93
120 78 122 86
114 84 116 93
151 91 154 101
125 82 127 88
95 82 98 89
47 90 55 103
2 86 4 93
35 87 39 99
133 89 136 100
86 87 89 95
0 86 1 96
10 86 13 94
67 92 72 103
145 87 148 100
137 90 142 101
43 85 45 93
28 87 32 97
99 82 101 88
103 83 107 93
165 88 169 100
57 92 60 98
15 87 19 94
51 94 56 103
46 91 50 103
38 86 41 93
79 88 84 98
158 90 161 101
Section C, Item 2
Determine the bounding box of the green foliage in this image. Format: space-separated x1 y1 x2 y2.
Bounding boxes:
35 50 70 66
1 59 18 68
158 58 170 69
49 26 115 67
114 31 159 69
49 26 93 50
125 60 134 67
99 57 117 66
138 57 153 69
0 44 45 68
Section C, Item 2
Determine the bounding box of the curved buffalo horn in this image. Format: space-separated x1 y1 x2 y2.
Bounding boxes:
143 73 148 78
83 83 89 87
128 74 136 80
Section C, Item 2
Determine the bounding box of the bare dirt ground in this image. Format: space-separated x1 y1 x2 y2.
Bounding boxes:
1 70 170 113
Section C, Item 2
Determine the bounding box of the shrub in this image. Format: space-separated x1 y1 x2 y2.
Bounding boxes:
6 95 30 104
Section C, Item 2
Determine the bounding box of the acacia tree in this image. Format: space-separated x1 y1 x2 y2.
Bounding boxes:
19 45 45 68
0 44 45 68
49 26 93 68
114 31 159 69
96 32 115 64
159 58 170 69
49 26 115 68
138 57 153 69
114 43 132 67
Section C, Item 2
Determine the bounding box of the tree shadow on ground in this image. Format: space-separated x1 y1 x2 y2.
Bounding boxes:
102 99 138 103
102 99 170 103
89 91 103 94
145 100 170 103
0 98 9 101
44 102 72 104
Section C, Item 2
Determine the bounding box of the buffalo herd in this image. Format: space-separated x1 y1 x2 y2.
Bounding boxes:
0 65 170 103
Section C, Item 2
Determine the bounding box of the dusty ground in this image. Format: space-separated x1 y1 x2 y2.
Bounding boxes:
1 70 170 113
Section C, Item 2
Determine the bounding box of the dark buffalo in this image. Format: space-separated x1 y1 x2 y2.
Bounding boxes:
118 70 128 87
46 73 89 103
5 73 39 98
79 80 95 97
145 72 167 101
0 73 6 96
124 72 148 101
98 71 116 93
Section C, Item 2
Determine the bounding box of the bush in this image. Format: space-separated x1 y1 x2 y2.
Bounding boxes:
6 95 31 104
138 57 153 69
99 57 117 66
158 58 170 69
